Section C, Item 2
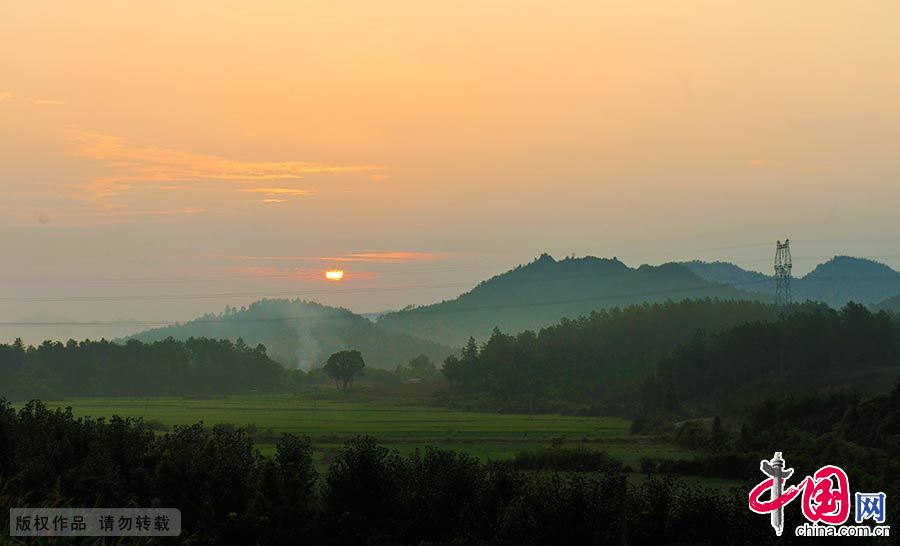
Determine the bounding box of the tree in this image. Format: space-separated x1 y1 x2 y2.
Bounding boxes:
461 337 479 362
323 350 366 390
406 353 436 375
323 436 403 541
442 355 463 386
273 433 317 512
710 415 726 452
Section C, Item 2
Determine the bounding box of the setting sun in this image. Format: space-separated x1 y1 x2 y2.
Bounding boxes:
324 270 345 281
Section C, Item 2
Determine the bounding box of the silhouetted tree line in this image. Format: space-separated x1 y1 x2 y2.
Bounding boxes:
635 381 900 530
441 299 782 409
0 337 288 399
737 384 900 494
0 400 774 544
628 303 900 527
640 303 900 414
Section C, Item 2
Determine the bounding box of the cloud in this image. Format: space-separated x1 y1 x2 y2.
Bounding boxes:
235 266 376 281
261 198 287 203
325 251 447 263
28 98 67 106
104 207 206 217
214 251 448 263
240 188 315 196
65 128 385 205
0 91 66 105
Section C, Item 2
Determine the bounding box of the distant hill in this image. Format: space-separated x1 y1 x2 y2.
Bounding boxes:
684 256 900 308
798 256 900 306
125 299 452 370
1 311 79 346
376 254 763 346
876 294 900 314
681 261 773 291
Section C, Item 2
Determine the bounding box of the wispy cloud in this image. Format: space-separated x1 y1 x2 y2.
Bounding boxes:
0 91 66 105
214 251 448 263
66 128 385 206
324 251 447 263
239 187 315 196
261 198 287 204
104 207 206 217
28 98 67 106
235 266 376 281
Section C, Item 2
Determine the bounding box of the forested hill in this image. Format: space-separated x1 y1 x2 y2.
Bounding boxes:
641 303 900 415
799 256 900 306
684 256 900 308
125 299 452 370
377 254 765 346
440 300 900 416
440 299 781 411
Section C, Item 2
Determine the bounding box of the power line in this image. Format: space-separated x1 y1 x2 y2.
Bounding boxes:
1 270 896 331
0 282 475 303
0 263 502 286
2 263 899 305
1 244 898 291
0 277 782 328
8 235 896 287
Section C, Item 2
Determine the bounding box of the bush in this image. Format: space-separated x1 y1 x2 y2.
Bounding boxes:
511 447 625 473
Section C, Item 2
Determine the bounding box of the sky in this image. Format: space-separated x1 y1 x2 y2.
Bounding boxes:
2 1 900 343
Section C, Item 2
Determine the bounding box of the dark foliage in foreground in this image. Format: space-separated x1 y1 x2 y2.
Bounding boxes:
0 400 773 545
634 382 900 532
510 446 625 473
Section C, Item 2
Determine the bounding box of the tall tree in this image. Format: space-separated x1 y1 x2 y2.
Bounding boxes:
323 350 366 390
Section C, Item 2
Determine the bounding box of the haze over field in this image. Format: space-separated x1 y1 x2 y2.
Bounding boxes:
3 1 900 343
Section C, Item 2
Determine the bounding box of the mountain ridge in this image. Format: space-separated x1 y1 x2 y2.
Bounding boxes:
684 256 900 308
376 254 763 346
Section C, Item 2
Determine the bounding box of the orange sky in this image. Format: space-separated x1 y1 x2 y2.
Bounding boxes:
2 1 900 340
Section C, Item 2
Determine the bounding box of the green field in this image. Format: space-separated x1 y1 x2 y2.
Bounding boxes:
25 390 695 472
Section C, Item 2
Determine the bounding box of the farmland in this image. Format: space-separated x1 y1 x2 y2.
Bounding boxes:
25 389 695 472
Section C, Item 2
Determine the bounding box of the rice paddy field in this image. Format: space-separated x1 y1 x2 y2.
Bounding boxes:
25 389 697 475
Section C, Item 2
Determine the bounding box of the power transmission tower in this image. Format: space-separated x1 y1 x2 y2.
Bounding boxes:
774 239 792 308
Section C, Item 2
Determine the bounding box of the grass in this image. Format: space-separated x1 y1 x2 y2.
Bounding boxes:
23 388 702 477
